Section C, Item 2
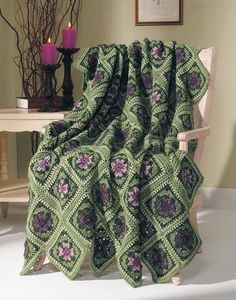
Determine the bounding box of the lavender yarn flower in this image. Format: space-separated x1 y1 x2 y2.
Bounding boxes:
182 167 193 187
64 143 75 153
175 48 186 64
58 179 69 199
128 186 140 207
187 72 201 90
97 184 110 205
152 45 165 60
58 242 75 261
76 153 93 170
37 155 51 173
140 160 151 178
131 46 141 63
127 84 136 96
111 159 128 177
128 252 142 272
151 92 161 104
152 247 168 269
93 71 104 85
79 207 96 230
33 212 52 232
142 73 153 89
115 216 126 237
155 196 176 217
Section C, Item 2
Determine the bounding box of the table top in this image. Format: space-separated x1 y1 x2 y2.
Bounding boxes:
0 108 68 120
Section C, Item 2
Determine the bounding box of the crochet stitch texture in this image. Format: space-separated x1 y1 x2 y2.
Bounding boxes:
21 39 209 287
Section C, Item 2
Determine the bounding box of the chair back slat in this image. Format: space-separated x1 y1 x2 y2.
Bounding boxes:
197 48 218 126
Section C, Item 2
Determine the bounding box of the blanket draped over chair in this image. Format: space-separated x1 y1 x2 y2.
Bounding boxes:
21 39 209 287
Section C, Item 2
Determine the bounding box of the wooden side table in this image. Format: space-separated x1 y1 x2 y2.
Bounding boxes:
0 108 67 217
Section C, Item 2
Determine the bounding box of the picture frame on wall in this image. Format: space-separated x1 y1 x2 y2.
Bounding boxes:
135 0 183 26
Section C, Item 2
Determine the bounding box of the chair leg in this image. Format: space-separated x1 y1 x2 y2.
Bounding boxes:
190 207 202 253
33 255 46 271
171 272 183 285
0 202 8 218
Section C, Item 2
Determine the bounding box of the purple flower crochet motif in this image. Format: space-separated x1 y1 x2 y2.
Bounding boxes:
33 212 52 232
115 216 126 237
58 242 75 261
58 179 69 199
151 247 168 269
128 252 142 272
107 84 118 99
155 196 176 217
111 158 128 177
37 155 51 173
127 84 136 96
175 228 194 250
187 72 201 90
97 184 110 205
151 91 161 104
128 186 140 207
79 207 96 230
76 153 93 170
131 46 141 62
152 45 165 60
175 48 186 64
140 160 151 178
142 73 153 89
182 167 193 187
64 143 75 153
93 71 104 85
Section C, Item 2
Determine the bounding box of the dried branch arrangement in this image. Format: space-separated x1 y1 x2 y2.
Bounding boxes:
0 0 81 98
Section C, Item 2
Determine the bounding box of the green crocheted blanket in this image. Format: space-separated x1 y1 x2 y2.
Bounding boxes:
21 39 209 287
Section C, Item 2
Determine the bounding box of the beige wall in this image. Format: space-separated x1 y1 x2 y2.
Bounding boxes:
0 0 235 188
0 0 17 178
76 0 236 188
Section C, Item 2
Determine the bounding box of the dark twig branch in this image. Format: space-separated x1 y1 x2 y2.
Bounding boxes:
0 1 81 98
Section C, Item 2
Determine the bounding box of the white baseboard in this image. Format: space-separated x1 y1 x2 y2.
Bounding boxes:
201 187 236 209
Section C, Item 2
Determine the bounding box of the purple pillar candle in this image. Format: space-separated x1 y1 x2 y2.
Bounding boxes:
42 38 57 65
62 22 77 48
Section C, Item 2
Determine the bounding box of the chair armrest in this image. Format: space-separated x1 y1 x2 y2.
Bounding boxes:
177 126 211 142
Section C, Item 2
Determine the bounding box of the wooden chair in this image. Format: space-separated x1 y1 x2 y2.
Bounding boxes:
33 47 218 286
172 47 218 285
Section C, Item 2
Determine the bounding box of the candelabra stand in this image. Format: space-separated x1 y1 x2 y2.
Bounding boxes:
57 48 79 110
40 63 61 112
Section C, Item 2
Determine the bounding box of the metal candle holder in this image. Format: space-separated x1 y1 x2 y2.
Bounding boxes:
40 63 61 112
57 48 80 110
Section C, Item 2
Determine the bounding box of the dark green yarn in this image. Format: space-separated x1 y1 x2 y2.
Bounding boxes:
21 39 209 287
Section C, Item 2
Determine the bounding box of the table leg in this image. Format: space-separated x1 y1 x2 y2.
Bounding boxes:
0 132 9 217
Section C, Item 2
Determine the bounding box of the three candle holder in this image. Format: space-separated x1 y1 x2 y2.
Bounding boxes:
41 48 79 112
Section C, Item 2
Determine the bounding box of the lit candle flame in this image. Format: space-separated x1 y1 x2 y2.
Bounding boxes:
68 22 72 28
48 37 51 44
